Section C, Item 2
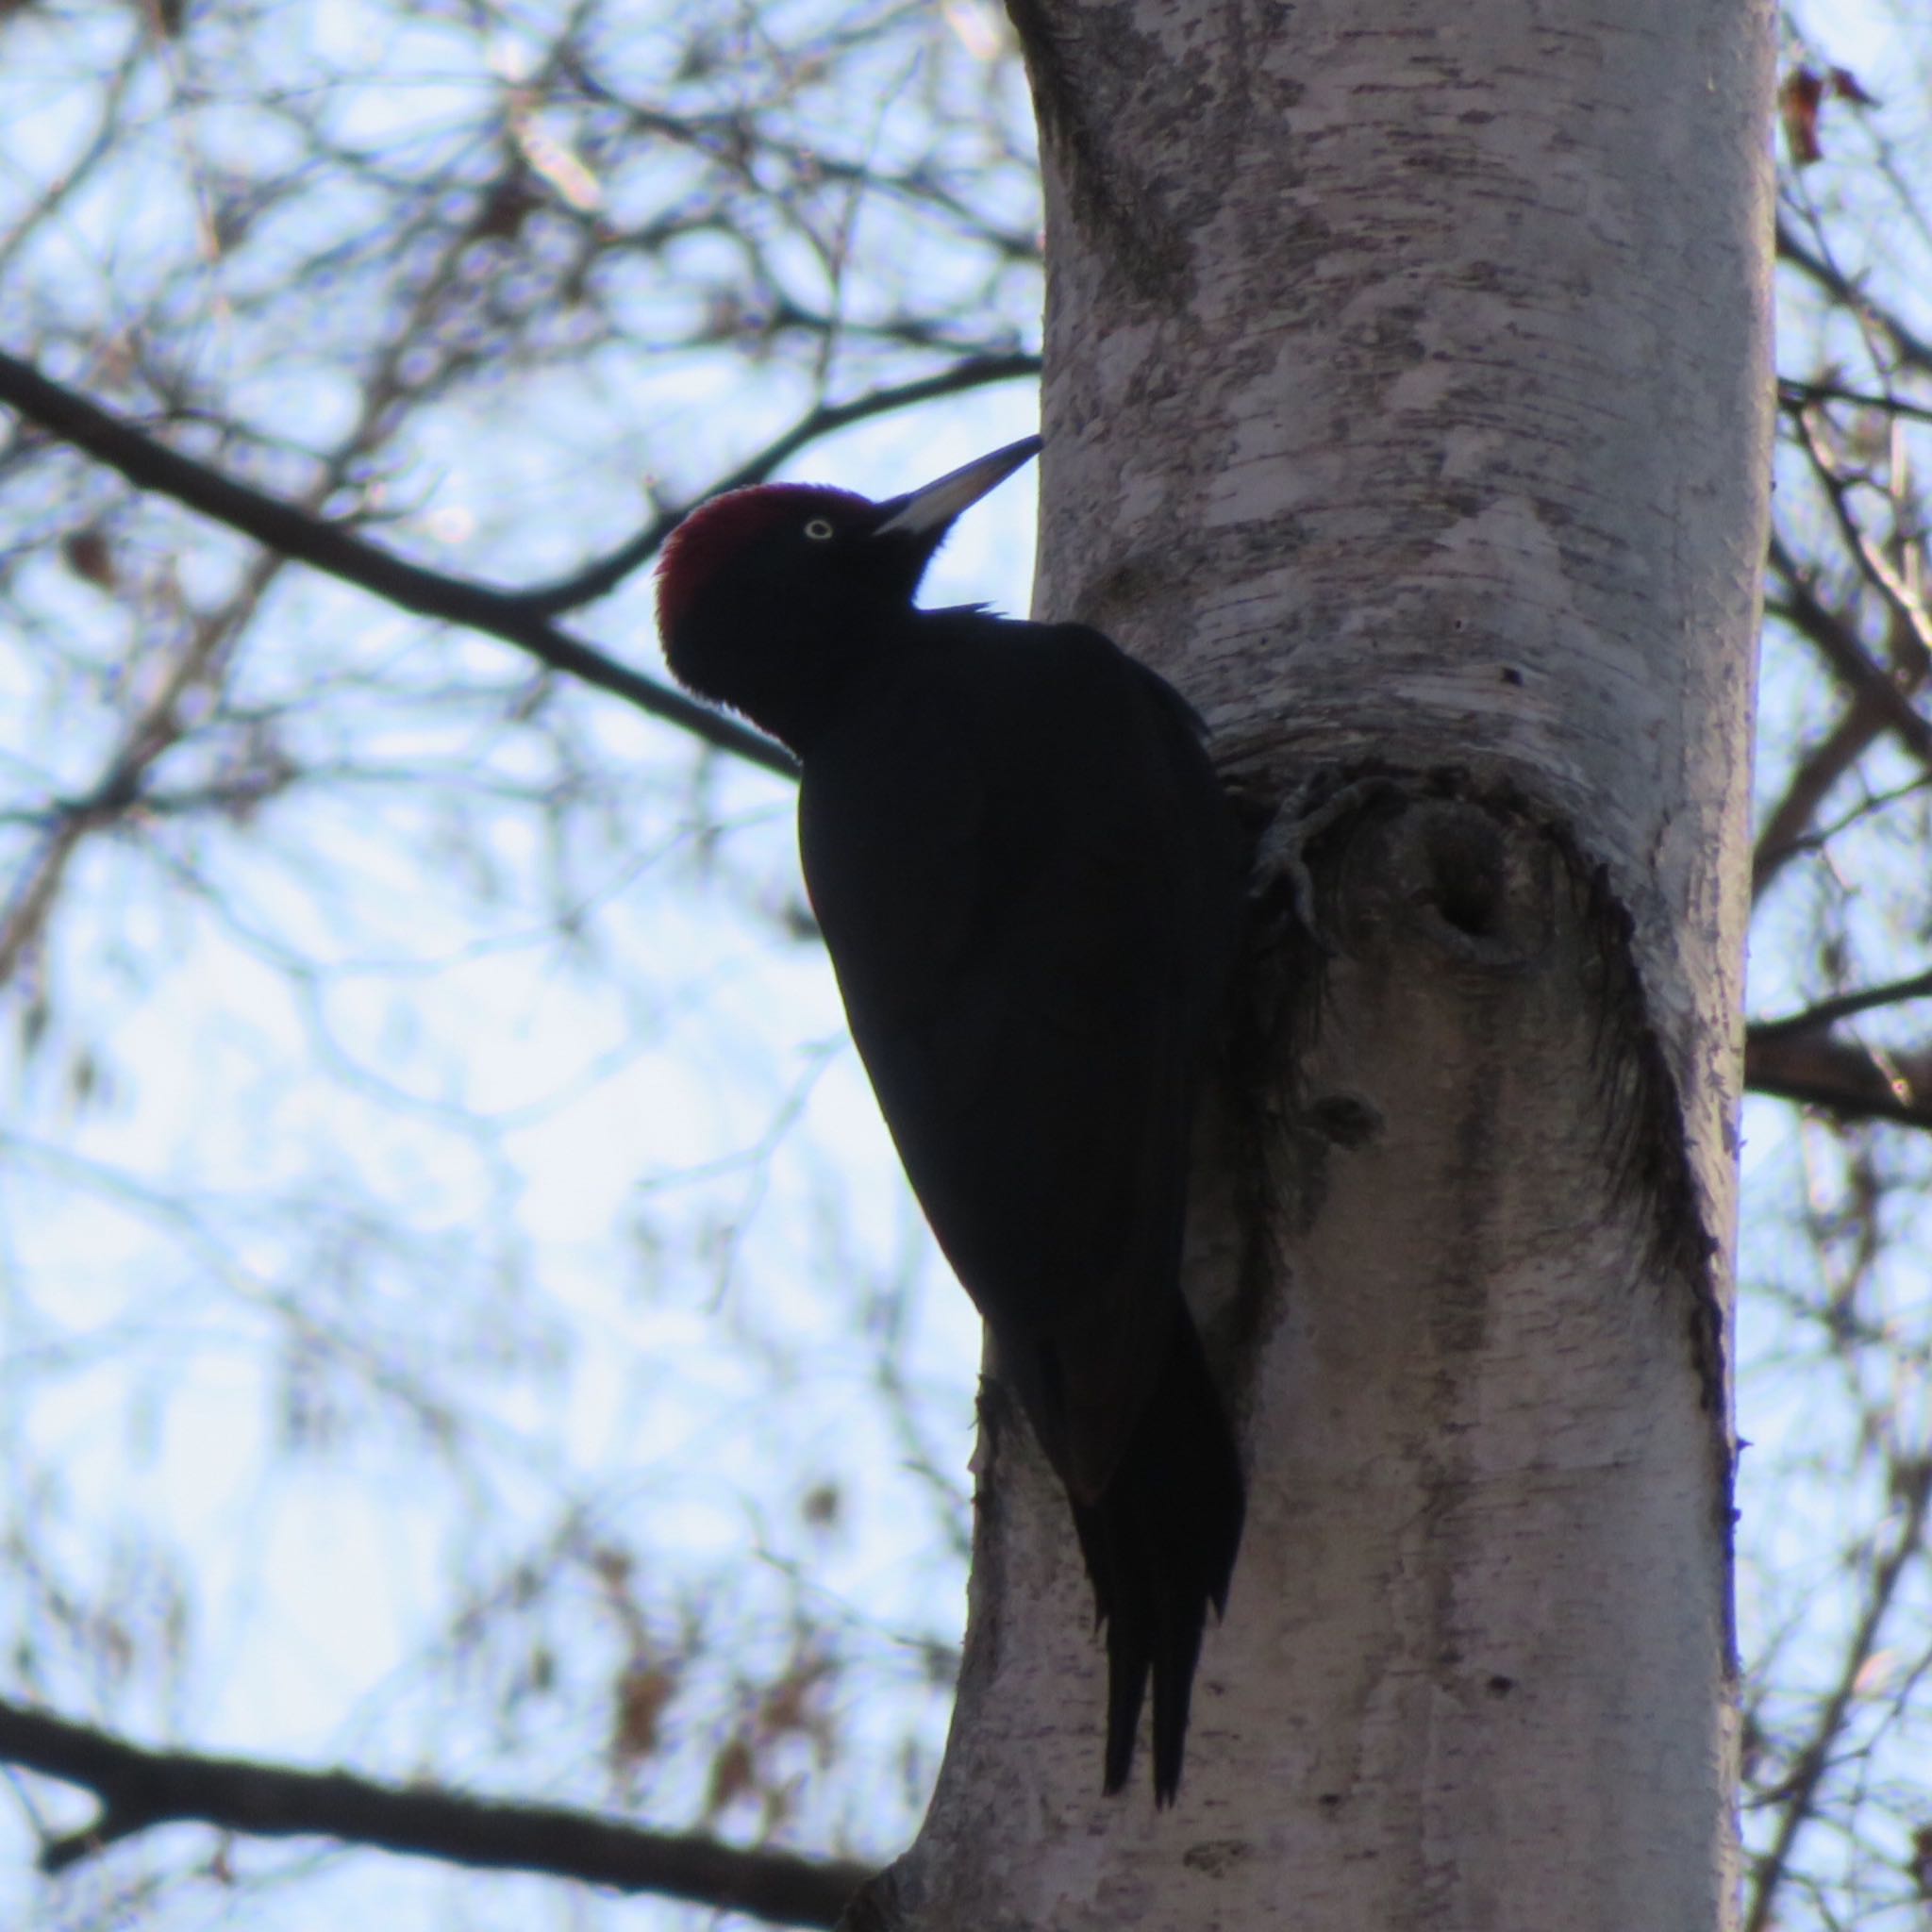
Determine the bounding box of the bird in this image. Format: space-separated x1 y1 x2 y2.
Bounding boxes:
656 435 1246 1803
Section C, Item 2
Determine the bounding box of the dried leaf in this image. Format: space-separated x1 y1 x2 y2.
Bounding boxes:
62 527 117 591
609 1659 677 1766
1781 67 1824 165
1829 65 1878 108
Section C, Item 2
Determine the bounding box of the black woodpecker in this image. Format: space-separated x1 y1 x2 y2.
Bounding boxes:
657 437 1245 1801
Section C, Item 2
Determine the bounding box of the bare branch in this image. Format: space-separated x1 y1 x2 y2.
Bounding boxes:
1776 217 1932 379
1742 1459 1932 1932
1766 534 1932 767
0 1698 868 1928
0 540 293 988
1752 966 1932 1041
1788 408 1932 669
1778 377 1932 429
1751 695 1892 900
1745 1030 1932 1130
0 348 798 780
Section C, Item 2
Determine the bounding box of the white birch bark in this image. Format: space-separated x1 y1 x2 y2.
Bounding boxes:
844 0 1773 1924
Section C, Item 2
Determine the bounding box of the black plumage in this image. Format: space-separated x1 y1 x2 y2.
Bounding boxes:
657 438 1245 1800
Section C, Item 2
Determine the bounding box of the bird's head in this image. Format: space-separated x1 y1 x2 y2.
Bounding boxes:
656 435 1041 748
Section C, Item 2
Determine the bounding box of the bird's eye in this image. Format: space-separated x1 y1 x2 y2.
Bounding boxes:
803 517 835 541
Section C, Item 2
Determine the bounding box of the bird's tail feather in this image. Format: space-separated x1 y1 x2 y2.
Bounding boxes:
1069 1308 1244 1804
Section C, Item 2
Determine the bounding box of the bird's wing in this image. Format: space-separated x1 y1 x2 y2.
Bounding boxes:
798 623 1241 1498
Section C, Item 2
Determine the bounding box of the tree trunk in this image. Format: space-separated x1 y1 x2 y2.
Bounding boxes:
844 0 1772 1924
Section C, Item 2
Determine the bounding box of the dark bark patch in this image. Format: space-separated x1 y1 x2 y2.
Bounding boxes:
1256 767 1729 1425
1005 0 1193 304
1309 1092 1381 1146
1568 842 1727 1420
1181 1837 1255 1875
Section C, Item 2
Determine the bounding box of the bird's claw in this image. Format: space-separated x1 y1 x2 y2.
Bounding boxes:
1254 774 1406 957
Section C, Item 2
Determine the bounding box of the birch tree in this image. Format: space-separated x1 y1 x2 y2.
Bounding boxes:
853 0 1773 1924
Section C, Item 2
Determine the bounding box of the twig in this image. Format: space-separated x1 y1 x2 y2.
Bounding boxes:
1750 693 1892 900
1766 534 1932 765
1742 1460 1932 1932
1752 967 1932 1041
523 353 1041 613
1787 409 1932 669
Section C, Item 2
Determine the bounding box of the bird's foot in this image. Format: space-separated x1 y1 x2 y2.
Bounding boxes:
1253 774 1407 956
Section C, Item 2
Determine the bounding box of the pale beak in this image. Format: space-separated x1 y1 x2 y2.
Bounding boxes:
874 435 1042 538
